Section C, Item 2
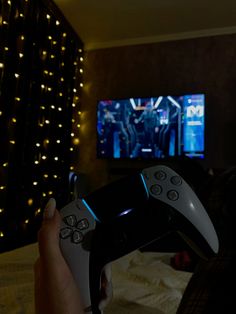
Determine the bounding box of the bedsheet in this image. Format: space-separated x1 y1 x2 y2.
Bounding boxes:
0 243 192 314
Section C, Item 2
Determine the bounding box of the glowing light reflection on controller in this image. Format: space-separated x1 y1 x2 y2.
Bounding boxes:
140 173 150 199
81 199 101 222
118 208 133 217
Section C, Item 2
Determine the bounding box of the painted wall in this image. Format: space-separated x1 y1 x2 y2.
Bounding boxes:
78 34 236 192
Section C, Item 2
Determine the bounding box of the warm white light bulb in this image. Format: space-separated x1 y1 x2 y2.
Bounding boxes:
27 198 33 206
35 208 42 215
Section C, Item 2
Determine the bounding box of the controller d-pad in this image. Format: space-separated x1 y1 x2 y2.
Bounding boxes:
61 214 90 245
72 230 83 244
77 219 89 230
64 215 77 227
167 190 179 201
170 176 182 186
150 184 162 195
154 170 167 181
60 227 73 239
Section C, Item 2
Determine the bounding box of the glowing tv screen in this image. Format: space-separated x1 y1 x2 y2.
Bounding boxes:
97 94 205 159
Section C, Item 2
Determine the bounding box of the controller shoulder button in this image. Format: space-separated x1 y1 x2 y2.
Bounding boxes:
72 230 84 244
167 190 179 201
64 215 77 227
154 170 167 181
60 227 73 239
170 175 182 186
150 184 162 195
77 218 89 230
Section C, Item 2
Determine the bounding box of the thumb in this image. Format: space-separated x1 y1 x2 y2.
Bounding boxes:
37 198 62 265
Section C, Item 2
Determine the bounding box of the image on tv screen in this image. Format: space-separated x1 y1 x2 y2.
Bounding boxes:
97 94 205 159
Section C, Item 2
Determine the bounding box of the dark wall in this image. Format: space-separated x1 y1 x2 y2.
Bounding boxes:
78 34 236 192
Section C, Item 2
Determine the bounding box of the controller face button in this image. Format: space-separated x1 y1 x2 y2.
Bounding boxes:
60 227 73 239
72 230 83 244
167 190 179 201
77 219 89 230
170 176 182 186
150 184 162 195
154 170 167 181
64 215 77 227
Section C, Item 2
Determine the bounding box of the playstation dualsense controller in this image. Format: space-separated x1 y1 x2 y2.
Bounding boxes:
59 165 219 313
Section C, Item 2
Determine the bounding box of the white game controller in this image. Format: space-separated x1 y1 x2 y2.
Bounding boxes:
59 165 219 313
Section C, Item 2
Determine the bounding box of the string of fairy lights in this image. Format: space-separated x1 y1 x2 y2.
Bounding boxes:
0 0 84 247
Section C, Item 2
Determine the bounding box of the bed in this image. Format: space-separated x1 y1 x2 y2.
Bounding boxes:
0 243 192 314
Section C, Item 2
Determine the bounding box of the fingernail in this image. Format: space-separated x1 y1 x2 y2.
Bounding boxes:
43 198 56 220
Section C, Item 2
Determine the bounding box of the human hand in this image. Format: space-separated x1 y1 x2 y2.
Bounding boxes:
34 198 84 314
34 198 113 314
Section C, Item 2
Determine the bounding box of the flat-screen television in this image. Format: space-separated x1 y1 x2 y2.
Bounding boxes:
97 94 205 159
